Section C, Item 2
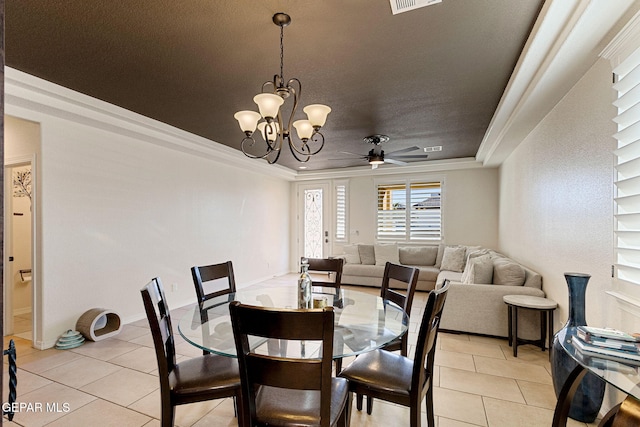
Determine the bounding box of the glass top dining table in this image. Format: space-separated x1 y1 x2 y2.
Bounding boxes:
177 286 409 359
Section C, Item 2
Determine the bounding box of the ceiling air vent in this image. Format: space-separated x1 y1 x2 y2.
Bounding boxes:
390 0 442 15
424 146 442 153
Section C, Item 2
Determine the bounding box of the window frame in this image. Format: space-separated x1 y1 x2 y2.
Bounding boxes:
334 180 348 243
375 177 443 243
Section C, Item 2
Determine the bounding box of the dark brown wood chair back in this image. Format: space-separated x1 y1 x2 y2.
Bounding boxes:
304 257 345 291
141 278 176 394
230 302 341 427
412 279 450 412
380 262 419 355
191 260 236 305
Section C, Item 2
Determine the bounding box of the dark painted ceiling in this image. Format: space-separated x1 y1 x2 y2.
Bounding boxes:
5 0 543 171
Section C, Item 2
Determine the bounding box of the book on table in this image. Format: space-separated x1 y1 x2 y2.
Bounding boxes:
571 335 640 366
576 328 640 352
576 326 640 343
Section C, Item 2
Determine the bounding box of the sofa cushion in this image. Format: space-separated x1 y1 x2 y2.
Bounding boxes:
440 246 466 272
342 244 361 264
461 249 493 282
416 266 439 283
399 246 438 266
462 255 494 284
358 245 376 265
493 258 526 286
342 264 386 277
374 243 399 266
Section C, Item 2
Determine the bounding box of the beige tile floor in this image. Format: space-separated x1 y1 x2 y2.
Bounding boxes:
1 275 600 426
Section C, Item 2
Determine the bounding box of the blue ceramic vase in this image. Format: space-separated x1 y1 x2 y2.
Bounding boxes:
550 273 605 423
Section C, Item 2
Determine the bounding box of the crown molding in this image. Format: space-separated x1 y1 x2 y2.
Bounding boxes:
477 0 635 167
4 67 297 181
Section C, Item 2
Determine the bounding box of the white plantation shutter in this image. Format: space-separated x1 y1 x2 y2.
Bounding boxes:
377 181 441 242
614 51 640 286
335 183 347 241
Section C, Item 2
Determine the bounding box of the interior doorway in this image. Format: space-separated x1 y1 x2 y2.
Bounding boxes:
4 163 33 341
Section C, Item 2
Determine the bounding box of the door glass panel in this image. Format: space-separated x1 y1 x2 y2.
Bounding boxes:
304 189 323 258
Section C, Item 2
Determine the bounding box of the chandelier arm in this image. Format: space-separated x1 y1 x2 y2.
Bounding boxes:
241 135 276 160
305 131 326 156
283 78 301 141
287 137 311 163
266 147 283 164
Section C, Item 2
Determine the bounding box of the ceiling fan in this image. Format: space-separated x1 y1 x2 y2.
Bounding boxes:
338 135 430 168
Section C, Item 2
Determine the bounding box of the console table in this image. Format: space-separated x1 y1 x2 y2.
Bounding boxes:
553 327 640 427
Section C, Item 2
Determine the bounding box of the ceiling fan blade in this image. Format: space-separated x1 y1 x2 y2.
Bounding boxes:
391 154 429 159
385 158 408 166
386 146 421 156
339 151 368 158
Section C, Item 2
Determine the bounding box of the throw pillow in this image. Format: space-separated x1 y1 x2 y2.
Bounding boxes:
399 246 438 266
462 254 494 284
342 244 361 264
434 244 446 268
440 246 466 272
374 243 400 266
493 258 526 286
358 244 376 265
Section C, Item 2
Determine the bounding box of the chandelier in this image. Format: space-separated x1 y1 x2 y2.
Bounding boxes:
234 13 331 164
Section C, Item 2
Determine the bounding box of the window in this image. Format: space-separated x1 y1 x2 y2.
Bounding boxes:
376 180 441 242
613 52 640 287
335 182 348 242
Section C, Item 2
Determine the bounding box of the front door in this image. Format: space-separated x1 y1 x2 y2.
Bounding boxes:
298 183 330 259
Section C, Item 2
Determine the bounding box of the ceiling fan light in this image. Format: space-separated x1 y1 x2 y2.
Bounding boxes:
234 110 262 134
369 156 385 165
257 121 280 142
293 119 314 140
303 104 331 128
253 93 284 119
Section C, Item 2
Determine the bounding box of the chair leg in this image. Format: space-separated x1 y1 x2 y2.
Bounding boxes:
410 402 421 427
366 395 373 415
161 402 175 427
356 393 363 411
425 387 435 427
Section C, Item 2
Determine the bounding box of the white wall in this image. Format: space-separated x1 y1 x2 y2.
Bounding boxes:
499 58 618 331
311 166 499 254
5 71 292 349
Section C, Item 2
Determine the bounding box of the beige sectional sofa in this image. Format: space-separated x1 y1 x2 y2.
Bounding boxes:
335 243 545 339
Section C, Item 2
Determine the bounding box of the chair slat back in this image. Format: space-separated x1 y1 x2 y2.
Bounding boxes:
305 257 344 290
140 278 176 392
230 302 335 426
191 261 236 304
380 262 419 316
412 279 450 392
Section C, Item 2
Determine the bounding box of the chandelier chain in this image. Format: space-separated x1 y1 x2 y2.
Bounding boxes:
279 24 285 81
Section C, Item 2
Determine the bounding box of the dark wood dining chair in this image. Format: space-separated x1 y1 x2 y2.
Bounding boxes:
229 301 350 427
141 278 243 427
342 262 418 378
379 262 420 357
304 257 345 292
339 280 450 427
191 260 237 305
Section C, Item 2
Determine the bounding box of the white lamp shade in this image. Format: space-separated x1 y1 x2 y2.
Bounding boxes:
257 121 280 142
293 120 314 140
253 93 284 119
234 110 261 133
303 104 331 127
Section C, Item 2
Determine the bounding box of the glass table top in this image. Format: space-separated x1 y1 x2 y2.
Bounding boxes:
559 327 640 400
178 286 409 359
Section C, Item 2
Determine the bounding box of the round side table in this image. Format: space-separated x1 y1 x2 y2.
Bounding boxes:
503 295 557 358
